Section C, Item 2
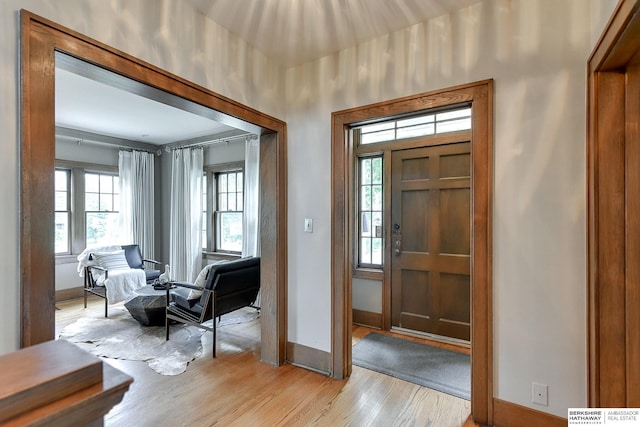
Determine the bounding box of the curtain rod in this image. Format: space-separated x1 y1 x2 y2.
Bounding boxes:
166 133 258 152
73 138 161 156
60 131 259 155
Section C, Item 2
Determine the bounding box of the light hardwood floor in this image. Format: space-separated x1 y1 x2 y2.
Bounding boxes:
56 298 477 427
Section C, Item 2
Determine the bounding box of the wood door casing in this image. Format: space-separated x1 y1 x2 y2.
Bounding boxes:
332 80 493 424
587 0 640 407
391 142 471 341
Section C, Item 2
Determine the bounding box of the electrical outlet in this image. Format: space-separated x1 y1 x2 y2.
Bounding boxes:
532 382 548 406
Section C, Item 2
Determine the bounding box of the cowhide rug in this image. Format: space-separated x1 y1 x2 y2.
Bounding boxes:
58 307 259 375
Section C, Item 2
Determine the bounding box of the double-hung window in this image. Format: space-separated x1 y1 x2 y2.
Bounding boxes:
84 172 119 247
216 170 243 253
202 166 244 254
54 162 120 256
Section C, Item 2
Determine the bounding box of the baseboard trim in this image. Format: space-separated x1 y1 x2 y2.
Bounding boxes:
493 398 566 427
286 341 331 376
55 287 84 303
353 309 382 329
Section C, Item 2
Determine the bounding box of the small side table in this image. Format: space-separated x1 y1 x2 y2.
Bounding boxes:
124 285 167 326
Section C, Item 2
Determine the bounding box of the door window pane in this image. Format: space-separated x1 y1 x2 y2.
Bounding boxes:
358 156 383 267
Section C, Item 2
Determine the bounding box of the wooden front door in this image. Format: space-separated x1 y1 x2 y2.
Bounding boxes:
391 142 471 341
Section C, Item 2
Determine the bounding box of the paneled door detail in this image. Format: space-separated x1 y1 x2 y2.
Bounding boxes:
391 142 471 341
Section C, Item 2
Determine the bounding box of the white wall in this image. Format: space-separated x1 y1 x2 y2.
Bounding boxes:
56 139 120 166
204 140 245 166
55 262 83 291
352 278 382 313
0 0 283 353
284 0 617 417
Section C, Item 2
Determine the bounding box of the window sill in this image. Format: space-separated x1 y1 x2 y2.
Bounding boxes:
202 251 242 262
55 254 79 265
353 268 384 280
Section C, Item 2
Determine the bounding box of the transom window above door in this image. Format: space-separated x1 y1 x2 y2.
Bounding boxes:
359 106 471 145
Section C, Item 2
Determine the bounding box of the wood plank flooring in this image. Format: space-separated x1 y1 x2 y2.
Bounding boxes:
56 298 476 426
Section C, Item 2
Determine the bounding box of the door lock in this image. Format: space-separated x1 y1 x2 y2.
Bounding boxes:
393 223 401 254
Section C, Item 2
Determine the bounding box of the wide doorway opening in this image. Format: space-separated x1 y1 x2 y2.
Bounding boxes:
332 80 493 424
21 11 287 366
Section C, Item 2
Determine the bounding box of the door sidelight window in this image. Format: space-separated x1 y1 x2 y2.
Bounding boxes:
358 156 383 267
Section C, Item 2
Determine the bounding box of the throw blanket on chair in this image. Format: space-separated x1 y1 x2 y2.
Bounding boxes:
77 245 147 304
97 269 146 304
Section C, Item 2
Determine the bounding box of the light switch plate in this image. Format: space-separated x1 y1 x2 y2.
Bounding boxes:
304 218 313 233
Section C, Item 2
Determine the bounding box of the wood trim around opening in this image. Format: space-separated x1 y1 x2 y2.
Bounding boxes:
20 10 287 366
493 398 567 427
331 80 494 425
587 0 640 407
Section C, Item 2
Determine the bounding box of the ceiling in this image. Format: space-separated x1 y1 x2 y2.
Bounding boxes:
56 0 482 147
55 67 237 146
188 0 483 66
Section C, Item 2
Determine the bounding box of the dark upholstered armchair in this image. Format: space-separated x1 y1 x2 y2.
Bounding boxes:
165 257 260 357
83 244 161 317
121 244 161 283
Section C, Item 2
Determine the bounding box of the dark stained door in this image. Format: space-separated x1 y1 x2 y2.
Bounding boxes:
391 142 471 341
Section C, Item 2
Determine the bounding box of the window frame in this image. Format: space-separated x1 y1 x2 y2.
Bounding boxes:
358 104 471 145
84 170 120 248
356 154 384 269
203 162 244 256
202 173 208 251
351 104 473 276
54 168 71 255
54 160 118 257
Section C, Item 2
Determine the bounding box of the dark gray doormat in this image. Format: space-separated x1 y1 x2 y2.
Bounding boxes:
352 332 470 400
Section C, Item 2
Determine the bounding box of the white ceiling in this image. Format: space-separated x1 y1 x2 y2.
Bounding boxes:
188 0 483 66
55 68 236 145
56 0 482 146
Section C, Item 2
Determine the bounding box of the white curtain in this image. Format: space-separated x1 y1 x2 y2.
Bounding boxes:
169 147 203 282
242 137 260 257
118 150 155 258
